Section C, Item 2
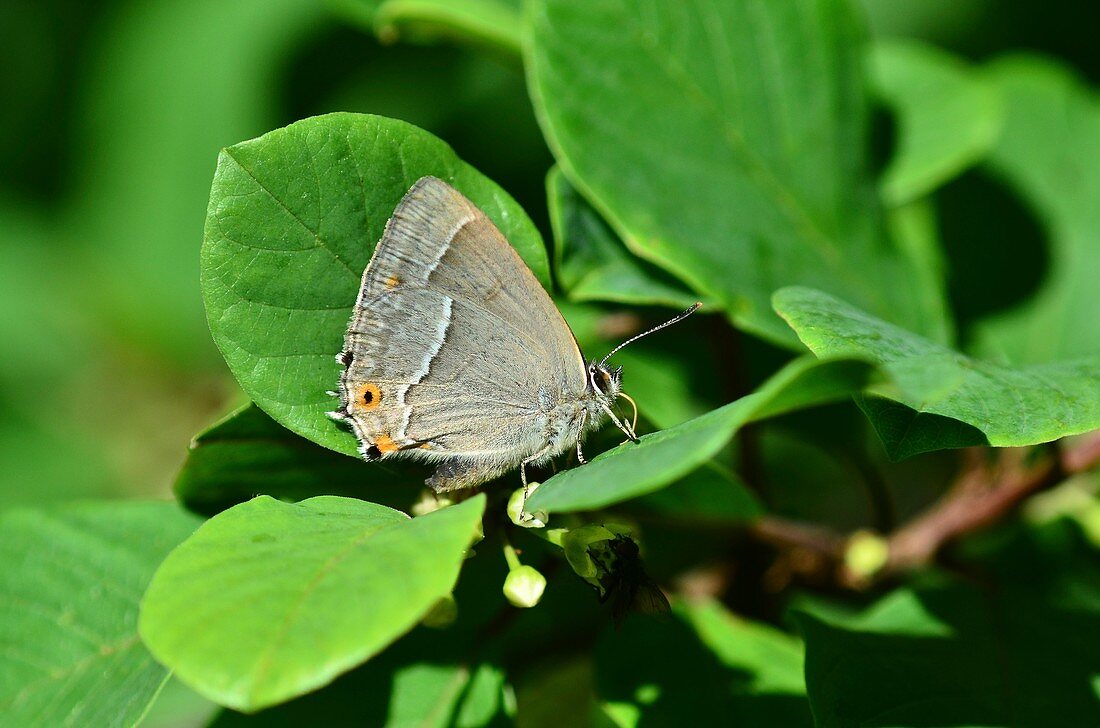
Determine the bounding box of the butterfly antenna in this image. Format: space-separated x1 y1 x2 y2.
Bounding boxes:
600 302 702 366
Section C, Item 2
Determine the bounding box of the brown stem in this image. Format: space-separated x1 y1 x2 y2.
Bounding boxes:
749 432 1100 589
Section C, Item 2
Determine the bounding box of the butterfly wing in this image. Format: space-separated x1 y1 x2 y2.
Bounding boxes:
336 176 587 480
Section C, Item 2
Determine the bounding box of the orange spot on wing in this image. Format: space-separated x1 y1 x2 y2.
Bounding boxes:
374 434 399 454
354 383 381 411
385 275 401 289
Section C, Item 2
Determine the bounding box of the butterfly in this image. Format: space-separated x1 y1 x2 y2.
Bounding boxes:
328 176 698 492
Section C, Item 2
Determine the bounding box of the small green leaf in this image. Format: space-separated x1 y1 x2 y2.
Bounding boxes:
0 502 201 726
371 0 522 55
174 404 425 515
774 286 1100 454
527 0 947 345
548 166 700 310
598 600 811 726
139 494 486 712
525 357 874 513
973 57 1100 364
870 40 1003 206
201 113 547 456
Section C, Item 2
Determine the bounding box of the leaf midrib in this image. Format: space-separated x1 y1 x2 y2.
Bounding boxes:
244 515 410 700
220 147 360 281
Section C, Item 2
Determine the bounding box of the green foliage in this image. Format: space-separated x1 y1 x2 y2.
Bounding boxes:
525 357 875 514
173 403 422 515
5 0 1100 725
527 0 949 346
973 57 1100 364
0 502 201 726
870 40 1002 206
139 495 485 711
798 520 1100 726
366 0 522 55
775 286 1100 456
548 167 700 310
597 600 812 726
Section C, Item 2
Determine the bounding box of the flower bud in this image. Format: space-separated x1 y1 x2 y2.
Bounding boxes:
844 530 889 581
503 565 547 608
507 484 547 528
411 490 453 517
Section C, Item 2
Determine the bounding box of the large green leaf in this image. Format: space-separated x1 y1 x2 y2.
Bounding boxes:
972 57 1100 364
525 357 875 513
598 599 811 726
774 286 1100 454
798 521 1100 727
870 40 1002 206
201 113 547 456
174 404 425 516
548 167 699 311
139 495 485 712
527 0 947 345
0 502 201 727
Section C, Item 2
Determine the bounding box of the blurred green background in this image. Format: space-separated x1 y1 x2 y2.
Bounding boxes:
0 0 1094 510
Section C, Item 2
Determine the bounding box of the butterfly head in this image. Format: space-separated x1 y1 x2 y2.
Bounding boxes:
588 362 623 400
587 361 637 442
587 302 702 444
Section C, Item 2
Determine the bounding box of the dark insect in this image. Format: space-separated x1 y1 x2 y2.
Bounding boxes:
588 534 671 625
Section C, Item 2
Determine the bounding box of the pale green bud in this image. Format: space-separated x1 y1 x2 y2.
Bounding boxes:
503 565 547 608
507 484 547 528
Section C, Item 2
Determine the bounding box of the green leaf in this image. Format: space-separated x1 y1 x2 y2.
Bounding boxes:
598 599 811 726
174 404 425 516
972 57 1100 364
0 502 201 726
527 0 947 345
207 545 515 726
629 463 762 525
371 0 522 55
870 39 1002 206
201 113 548 456
547 166 700 310
798 521 1100 727
883 198 955 346
525 357 875 514
139 494 486 712
774 286 1100 454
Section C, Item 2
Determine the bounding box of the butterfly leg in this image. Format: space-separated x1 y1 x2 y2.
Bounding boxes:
575 409 588 465
520 443 554 497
